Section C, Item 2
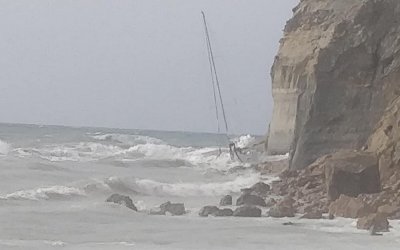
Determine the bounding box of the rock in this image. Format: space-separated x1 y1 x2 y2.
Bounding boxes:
236 194 266 207
214 208 233 217
266 0 400 170
323 151 380 201
219 195 232 206
160 201 186 216
377 204 400 219
329 195 373 218
199 206 220 217
265 198 277 207
149 207 165 215
233 206 262 217
249 182 271 196
106 194 137 211
268 197 296 218
300 210 323 219
357 213 389 232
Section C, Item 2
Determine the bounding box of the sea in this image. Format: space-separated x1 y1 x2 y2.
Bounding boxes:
0 123 399 250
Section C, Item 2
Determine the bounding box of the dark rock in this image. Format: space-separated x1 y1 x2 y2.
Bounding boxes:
233 206 262 217
219 195 233 206
236 194 266 207
357 213 389 232
199 206 220 217
106 194 137 211
160 201 186 216
149 207 165 215
214 208 233 217
329 195 373 218
324 151 380 201
250 182 271 196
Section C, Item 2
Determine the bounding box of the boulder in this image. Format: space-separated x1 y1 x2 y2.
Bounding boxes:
328 195 373 218
199 206 220 217
149 207 165 215
300 210 323 219
160 201 186 216
214 208 233 217
324 151 381 201
236 194 266 207
377 204 400 219
106 194 137 211
233 206 262 217
268 197 296 218
357 213 389 232
219 195 232 206
249 182 271 196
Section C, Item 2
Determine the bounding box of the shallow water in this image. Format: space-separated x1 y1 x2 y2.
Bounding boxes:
0 123 398 250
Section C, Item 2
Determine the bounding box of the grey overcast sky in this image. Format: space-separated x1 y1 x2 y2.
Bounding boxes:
0 0 298 135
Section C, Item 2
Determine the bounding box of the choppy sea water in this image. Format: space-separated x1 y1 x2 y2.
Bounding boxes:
0 123 399 250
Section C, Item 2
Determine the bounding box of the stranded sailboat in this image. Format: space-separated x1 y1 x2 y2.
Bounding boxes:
201 11 243 162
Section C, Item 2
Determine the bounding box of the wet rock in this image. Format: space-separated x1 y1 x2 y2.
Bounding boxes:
236 194 266 207
160 201 186 216
300 210 323 219
357 213 389 232
249 182 271 196
329 195 373 218
233 206 262 217
149 207 165 215
324 151 380 201
265 198 277 207
219 195 232 206
199 206 220 217
106 194 137 211
268 197 295 218
214 208 233 217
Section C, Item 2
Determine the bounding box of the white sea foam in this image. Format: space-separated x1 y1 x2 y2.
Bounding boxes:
91 133 164 146
92 173 262 197
0 139 11 155
2 186 85 201
232 134 256 148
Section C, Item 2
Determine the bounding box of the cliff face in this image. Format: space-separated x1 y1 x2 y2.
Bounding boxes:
267 0 400 169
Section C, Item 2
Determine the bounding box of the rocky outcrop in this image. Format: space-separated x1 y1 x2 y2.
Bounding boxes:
106 194 138 211
199 206 233 217
268 197 296 218
266 0 400 170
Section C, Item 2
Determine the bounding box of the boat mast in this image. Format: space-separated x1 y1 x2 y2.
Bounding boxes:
201 11 229 136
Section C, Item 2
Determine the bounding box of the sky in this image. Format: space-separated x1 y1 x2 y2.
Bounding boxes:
0 0 298 135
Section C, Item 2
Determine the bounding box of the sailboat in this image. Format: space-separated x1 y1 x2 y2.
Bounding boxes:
201 11 243 162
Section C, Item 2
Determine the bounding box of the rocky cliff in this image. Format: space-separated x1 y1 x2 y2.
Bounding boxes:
266 0 400 170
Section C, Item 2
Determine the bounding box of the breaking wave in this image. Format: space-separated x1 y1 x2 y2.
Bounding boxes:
91 133 164 146
1 186 85 201
0 139 11 155
85 173 264 197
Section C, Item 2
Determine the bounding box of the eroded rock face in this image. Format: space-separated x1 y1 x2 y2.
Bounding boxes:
267 0 400 170
324 151 380 201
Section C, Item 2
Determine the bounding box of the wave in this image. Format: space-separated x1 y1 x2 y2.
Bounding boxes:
1 186 85 201
0 139 11 155
91 133 164 146
85 173 263 197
